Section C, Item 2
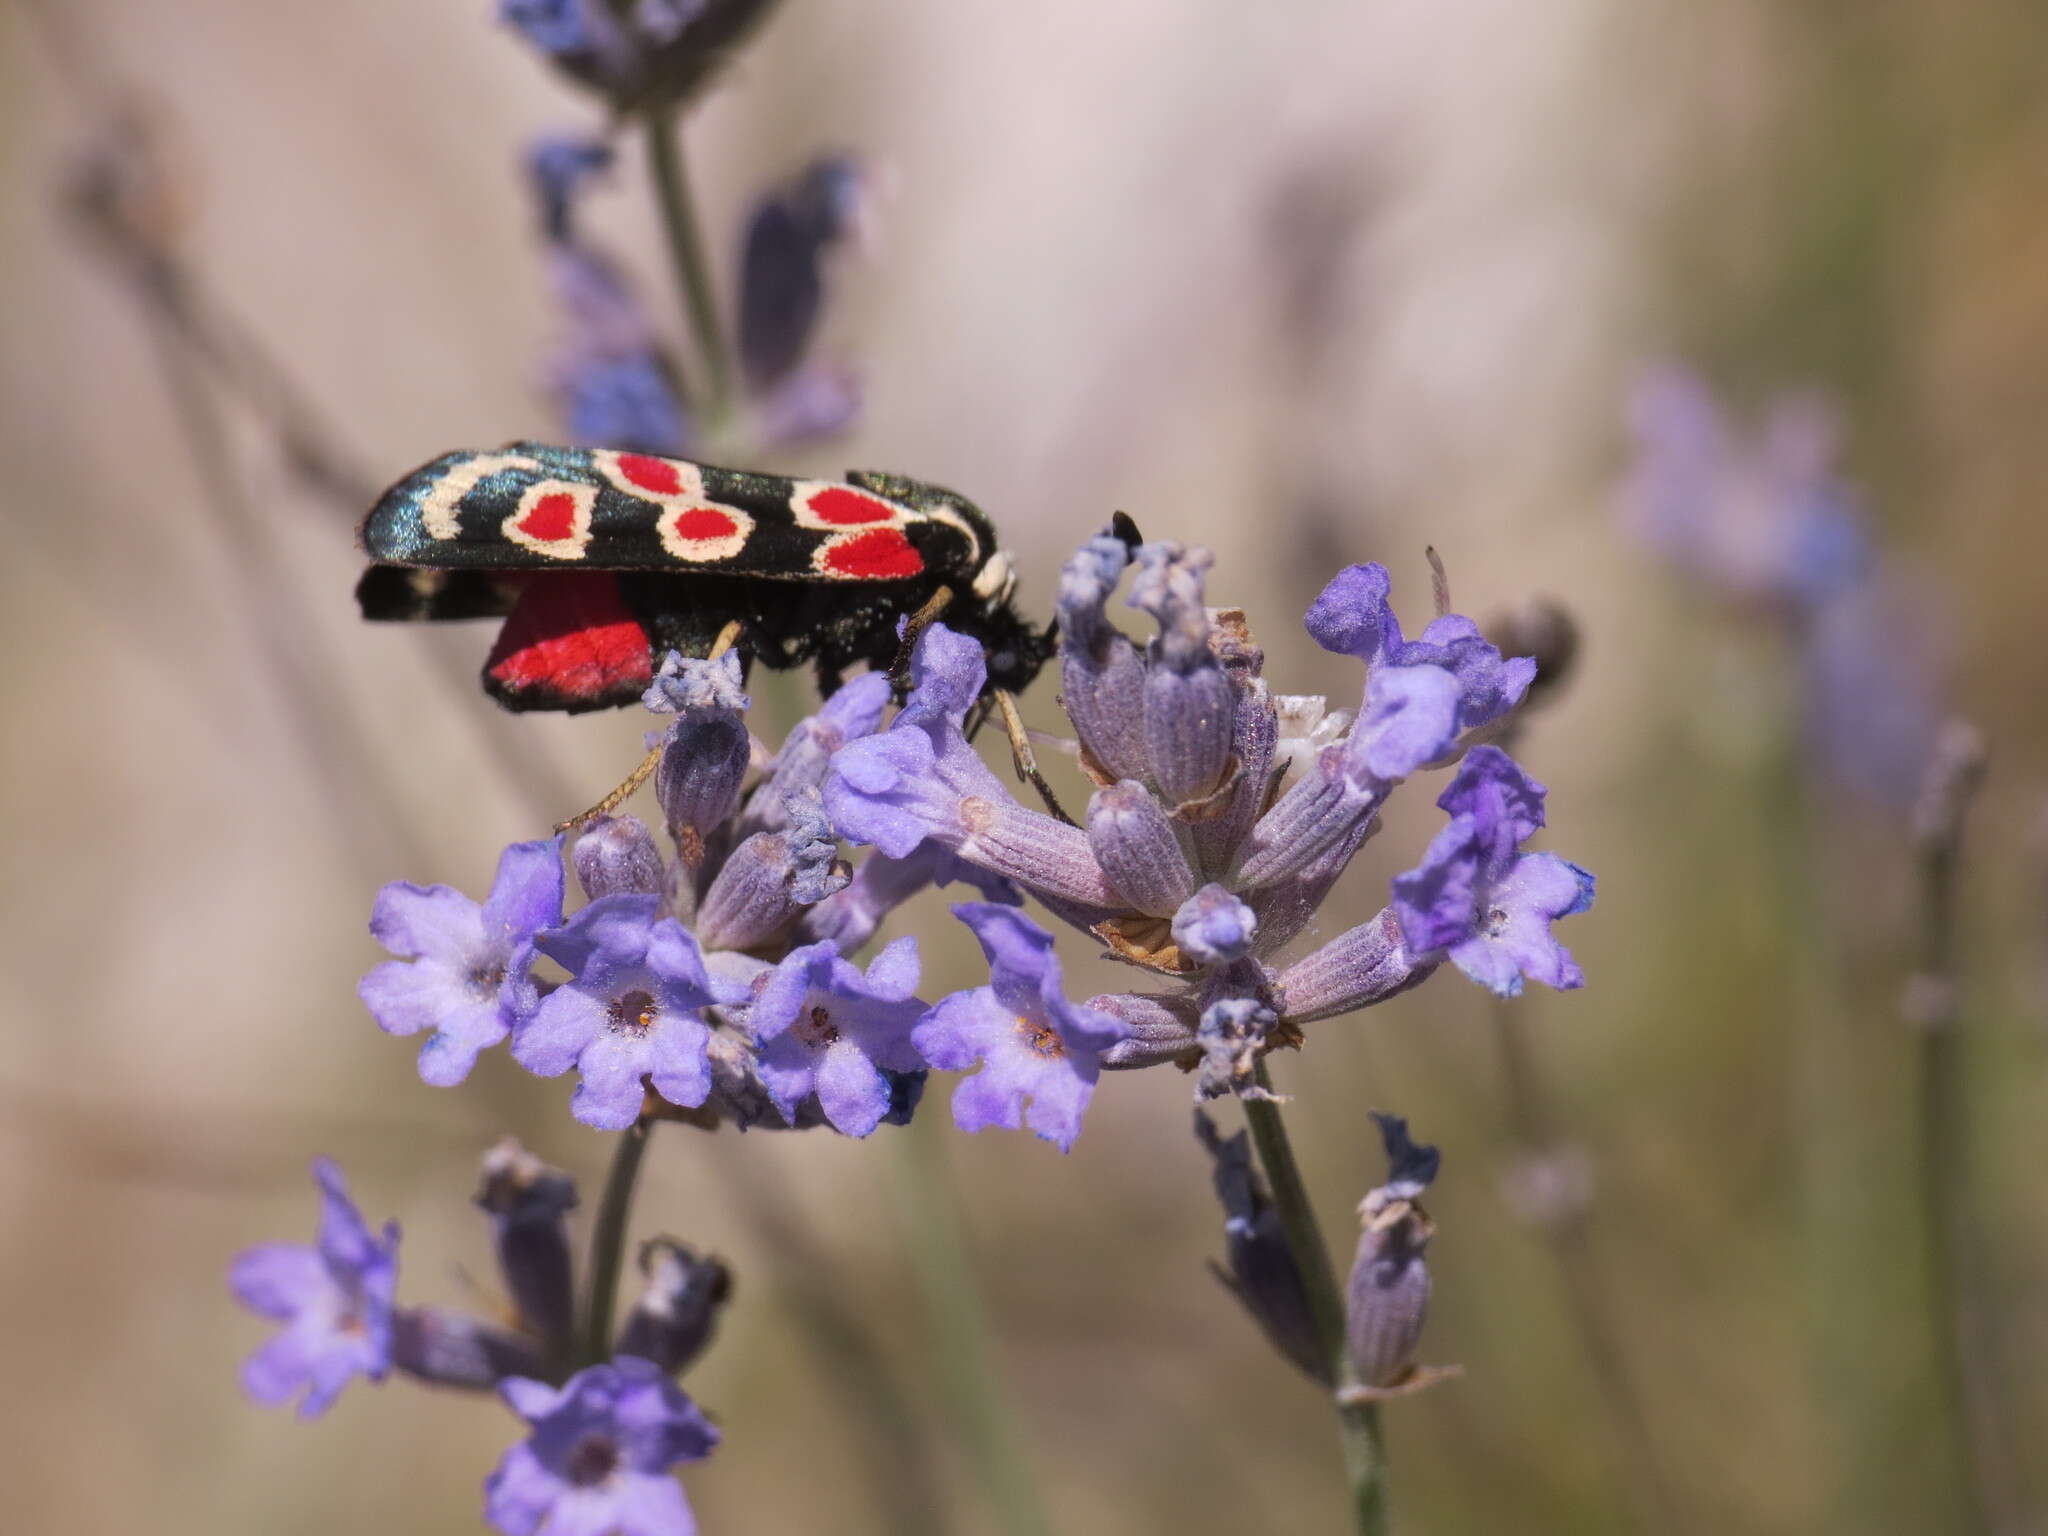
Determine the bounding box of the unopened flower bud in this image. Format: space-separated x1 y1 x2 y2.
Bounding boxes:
474 1139 579 1355
648 651 751 864
1174 885 1258 968
1344 1113 1440 1392
1194 1110 1327 1384
1131 544 1236 805
1273 908 1432 1024
572 814 669 902
696 789 846 951
614 1238 733 1376
1056 531 1151 782
1087 781 1195 917
393 1305 544 1390
1194 994 1277 1101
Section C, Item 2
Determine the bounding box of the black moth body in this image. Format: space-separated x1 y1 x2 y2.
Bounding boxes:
355 442 1055 713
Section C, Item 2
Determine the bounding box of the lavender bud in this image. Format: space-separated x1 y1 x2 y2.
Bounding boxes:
1056 532 1150 783
648 651 751 863
1174 885 1259 969
1087 781 1195 917
1194 995 1277 1101
1274 908 1433 1024
1131 544 1236 805
392 1305 545 1390
613 1238 733 1376
572 814 669 901
1194 1110 1328 1384
1194 672 1280 881
1094 990 1201 1069
1232 740 1383 892
1344 1113 1440 1390
696 789 846 951
474 1139 579 1355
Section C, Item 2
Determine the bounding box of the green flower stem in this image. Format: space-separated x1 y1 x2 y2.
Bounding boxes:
644 104 735 434
1906 724 2007 1534
1243 1060 1390 1535
581 1115 655 1368
892 1117 1052 1536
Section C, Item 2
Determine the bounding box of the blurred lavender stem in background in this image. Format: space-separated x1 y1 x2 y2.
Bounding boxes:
891 1120 1054 1536
1241 1060 1390 1535
645 104 735 434
580 1113 655 1367
1904 722 2013 1534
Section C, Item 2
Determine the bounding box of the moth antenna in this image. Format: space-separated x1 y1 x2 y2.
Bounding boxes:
996 688 1076 827
1425 546 1451 618
1110 510 1144 551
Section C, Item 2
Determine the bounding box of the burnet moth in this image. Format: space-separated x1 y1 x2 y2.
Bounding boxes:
356 442 1058 713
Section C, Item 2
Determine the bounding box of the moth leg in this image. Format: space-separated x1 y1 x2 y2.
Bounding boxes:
554 621 746 832
887 584 956 687
995 688 1076 827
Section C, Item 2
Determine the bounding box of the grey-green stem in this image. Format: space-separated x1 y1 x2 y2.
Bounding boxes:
645 104 735 433
581 1115 654 1368
1242 1060 1390 1534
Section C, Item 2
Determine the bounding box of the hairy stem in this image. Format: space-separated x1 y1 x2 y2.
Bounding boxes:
645 105 735 432
581 1115 654 1368
1243 1060 1390 1534
892 1119 1052 1536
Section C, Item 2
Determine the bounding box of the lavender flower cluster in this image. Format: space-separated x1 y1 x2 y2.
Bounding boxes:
236 526 1591 1527
231 1144 731 1534
354 529 1592 1154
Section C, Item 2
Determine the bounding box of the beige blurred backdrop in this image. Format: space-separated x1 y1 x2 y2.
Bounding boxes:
4 1 2048 1532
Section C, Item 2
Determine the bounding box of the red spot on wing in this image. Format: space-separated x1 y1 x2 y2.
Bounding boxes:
672 508 740 542
822 528 924 580
617 453 686 496
808 487 898 526
519 491 579 543
484 572 653 712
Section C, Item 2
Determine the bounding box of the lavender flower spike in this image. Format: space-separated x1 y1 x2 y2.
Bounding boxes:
749 936 929 1137
516 895 727 1130
486 1357 719 1536
229 1159 398 1418
360 838 564 1087
1390 746 1594 998
912 904 1131 1151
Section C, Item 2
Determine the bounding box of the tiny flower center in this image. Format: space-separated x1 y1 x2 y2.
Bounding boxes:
794 1004 840 1049
1016 1015 1065 1059
467 961 506 1000
564 1431 620 1487
609 988 661 1036
1483 906 1510 937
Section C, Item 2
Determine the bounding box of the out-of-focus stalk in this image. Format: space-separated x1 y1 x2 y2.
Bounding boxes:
1242 1060 1390 1535
1905 721 2009 1535
891 1118 1053 1536
645 105 734 433
581 1115 654 1366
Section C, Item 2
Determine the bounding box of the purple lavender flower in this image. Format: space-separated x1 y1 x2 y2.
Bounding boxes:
486 1357 719 1536
1390 746 1593 997
749 936 928 1137
515 895 726 1130
229 1160 398 1418
912 904 1130 1151
359 839 565 1087
1622 364 1867 610
738 156 866 392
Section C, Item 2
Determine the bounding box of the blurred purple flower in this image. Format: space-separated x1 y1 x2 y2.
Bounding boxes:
359 839 564 1087
1622 364 1867 611
912 904 1130 1151
486 1357 719 1536
738 156 867 393
229 1160 398 1418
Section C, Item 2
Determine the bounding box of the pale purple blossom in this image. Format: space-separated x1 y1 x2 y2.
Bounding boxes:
749 937 928 1137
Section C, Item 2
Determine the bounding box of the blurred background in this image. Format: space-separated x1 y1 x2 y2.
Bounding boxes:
3 1 2046 1531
